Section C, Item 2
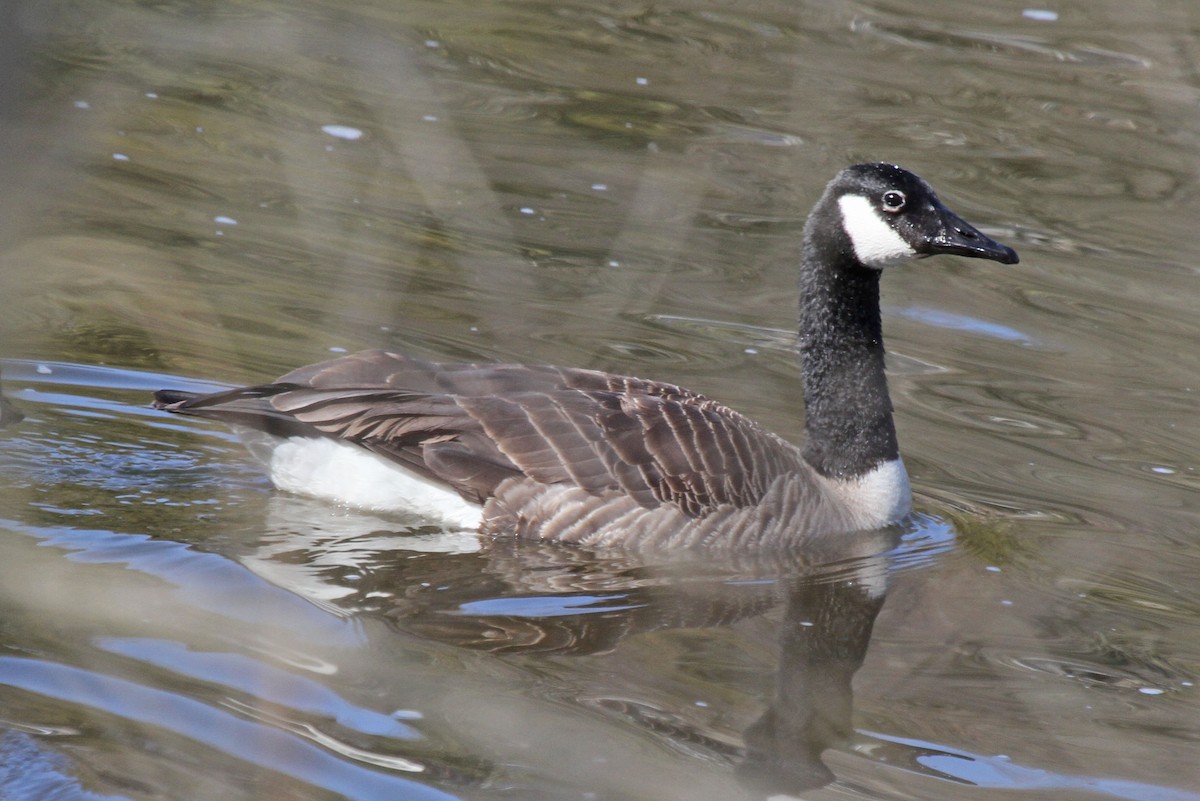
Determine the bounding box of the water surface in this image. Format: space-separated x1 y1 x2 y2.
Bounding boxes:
2 0 1199 799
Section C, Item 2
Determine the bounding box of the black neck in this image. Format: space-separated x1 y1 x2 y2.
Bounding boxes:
797 233 899 480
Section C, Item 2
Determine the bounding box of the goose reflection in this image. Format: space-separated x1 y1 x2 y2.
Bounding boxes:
383 541 888 795
242 497 900 797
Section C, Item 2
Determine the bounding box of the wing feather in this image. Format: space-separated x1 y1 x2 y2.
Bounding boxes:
156 349 808 519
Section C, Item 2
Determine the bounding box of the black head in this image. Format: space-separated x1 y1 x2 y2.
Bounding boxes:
816 163 1019 269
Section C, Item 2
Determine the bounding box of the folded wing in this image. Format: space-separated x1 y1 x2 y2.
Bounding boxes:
156 349 806 518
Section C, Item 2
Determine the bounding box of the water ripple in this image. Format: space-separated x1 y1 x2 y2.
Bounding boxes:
0 658 455 801
94 637 421 739
861 729 1200 801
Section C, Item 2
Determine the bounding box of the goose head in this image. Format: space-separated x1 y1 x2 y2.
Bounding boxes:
815 163 1019 270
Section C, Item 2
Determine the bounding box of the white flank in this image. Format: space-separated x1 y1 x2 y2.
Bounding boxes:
239 431 484 529
837 194 917 269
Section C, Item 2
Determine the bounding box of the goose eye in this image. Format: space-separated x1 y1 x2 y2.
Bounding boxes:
881 191 906 213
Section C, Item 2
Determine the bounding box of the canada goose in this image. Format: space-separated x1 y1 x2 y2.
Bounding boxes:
154 164 1017 548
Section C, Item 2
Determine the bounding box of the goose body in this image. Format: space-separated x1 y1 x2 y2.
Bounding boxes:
154 164 1017 548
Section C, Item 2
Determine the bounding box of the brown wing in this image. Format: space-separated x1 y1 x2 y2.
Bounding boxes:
160 349 807 518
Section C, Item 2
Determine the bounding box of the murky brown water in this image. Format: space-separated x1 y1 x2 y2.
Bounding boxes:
2 1 1199 799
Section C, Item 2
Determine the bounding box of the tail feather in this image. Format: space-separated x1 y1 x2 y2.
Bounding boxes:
152 389 200 408
153 384 321 439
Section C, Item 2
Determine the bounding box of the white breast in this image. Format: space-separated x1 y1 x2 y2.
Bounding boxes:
822 457 912 530
239 431 484 529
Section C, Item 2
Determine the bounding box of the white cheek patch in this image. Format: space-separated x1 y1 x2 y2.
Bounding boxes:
838 194 917 269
